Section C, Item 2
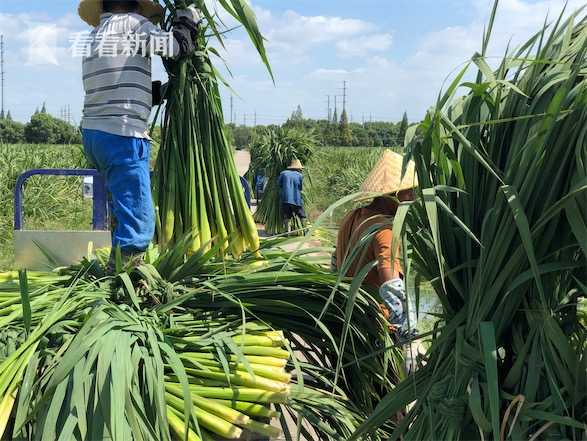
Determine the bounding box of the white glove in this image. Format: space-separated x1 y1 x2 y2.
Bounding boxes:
174 6 202 33
379 278 406 325
173 6 202 56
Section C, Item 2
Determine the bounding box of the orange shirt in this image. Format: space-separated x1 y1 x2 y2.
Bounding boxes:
336 207 402 289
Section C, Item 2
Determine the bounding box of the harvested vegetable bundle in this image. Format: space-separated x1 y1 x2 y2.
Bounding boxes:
0 235 396 440
154 0 271 257
352 4 587 441
251 128 316 235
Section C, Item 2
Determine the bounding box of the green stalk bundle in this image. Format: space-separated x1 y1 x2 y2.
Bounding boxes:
351 3 587 440
251 128 316 235
0 233 395 440
154 0 272 258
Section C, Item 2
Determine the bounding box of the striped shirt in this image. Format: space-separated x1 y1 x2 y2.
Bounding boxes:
82 13 179 139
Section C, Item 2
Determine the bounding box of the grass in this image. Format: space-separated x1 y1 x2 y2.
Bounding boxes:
0 143 92 270
305 146 399 221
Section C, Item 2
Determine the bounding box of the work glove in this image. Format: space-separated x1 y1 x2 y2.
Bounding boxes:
152 81 168 106
379 278 406 326
173 6 202 56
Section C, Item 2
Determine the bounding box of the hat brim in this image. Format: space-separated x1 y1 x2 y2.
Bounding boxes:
79 0 164 27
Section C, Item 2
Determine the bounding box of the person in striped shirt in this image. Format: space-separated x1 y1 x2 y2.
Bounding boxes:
77 0 199 267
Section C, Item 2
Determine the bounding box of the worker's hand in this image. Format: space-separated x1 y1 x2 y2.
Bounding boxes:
173 6 202 56
379 278 406 325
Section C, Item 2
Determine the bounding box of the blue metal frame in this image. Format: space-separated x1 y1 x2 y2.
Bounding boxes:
14 169 108 231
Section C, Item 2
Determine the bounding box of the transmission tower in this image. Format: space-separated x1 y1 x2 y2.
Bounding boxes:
1 35 5 118
230 95 234 124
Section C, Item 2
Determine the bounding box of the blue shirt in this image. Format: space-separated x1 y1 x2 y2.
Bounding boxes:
240 176 252 208
278 169 303 207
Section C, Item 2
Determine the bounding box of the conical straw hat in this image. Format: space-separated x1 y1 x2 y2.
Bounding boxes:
361 150 418 194
79 0 164 27
288 159 304 170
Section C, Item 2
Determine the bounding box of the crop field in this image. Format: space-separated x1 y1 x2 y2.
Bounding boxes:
0 143 387 269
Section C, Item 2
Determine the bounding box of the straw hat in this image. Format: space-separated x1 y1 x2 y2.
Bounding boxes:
78 0 164 27
361 149 418 194
287 159 304 170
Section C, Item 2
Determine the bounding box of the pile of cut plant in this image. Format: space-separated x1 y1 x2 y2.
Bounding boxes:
0 237 398 440
350 3 587 440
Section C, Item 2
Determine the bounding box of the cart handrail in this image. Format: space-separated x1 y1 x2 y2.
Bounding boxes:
14 168 108 231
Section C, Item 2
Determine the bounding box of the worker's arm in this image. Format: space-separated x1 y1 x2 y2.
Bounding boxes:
374 227 401 283
375 227 406 325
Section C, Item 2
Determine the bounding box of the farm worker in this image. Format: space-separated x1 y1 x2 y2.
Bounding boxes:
278 159 306 230
254 171 268 202
77 0 200 266
335 150 418 340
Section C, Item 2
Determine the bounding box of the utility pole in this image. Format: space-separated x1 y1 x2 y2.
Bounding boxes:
254 111 257 127
326 95 331 122
0 35 5 119
243 113 247 126
342 80 347 112
230 95 234 125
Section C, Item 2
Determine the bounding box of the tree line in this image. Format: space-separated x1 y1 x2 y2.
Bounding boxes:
0 105 82 145
226 106 411 149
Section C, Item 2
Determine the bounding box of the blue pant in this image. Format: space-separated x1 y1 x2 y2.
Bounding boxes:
82 129 155 253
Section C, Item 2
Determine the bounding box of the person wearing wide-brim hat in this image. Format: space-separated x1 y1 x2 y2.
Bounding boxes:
335 149 418 336
278 159 306 231
77 0 202 269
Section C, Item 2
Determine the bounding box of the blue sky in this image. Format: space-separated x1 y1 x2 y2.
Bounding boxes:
0 0 583 125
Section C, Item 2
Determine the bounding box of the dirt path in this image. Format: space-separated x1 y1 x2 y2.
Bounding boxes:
234 149 251 176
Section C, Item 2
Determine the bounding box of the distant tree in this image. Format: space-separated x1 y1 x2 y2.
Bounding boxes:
0 118 25 143
398 112 409 144
40 102 47 114
25 113 58 143
6 111 12 121
332 109 338 125
284 105 305 129
292 105 303 121
339 109 352 146
232 124 254 149
24 112 81 144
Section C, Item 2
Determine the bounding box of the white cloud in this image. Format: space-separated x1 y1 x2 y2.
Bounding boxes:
21 25 60 65
224 0 586 124
336 33 393 57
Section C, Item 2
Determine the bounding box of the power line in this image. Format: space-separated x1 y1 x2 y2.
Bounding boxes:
230 95 234 125
342 80 347 112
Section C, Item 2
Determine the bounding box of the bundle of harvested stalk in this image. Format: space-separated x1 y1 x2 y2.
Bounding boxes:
0 234 395 440
351 3 587 441
154 0 271 258
251 128 316 235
